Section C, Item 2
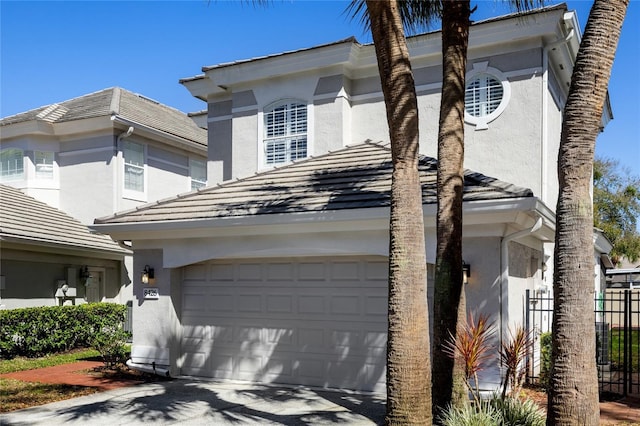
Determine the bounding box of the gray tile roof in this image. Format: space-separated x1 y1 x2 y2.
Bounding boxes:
95 142 533 225
0 87 207 146
0 185 130 255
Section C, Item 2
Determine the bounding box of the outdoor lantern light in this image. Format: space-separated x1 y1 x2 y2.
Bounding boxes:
462 261 471 285
142 265 154 284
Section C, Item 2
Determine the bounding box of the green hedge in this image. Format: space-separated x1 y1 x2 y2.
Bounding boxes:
0 303 129 359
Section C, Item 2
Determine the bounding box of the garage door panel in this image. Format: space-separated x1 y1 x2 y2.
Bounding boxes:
298 328 325 350
236 355 264 380
366 295 387 315
330 295 361 315
236 263 263 280
298 295 325 314
298 262 327 280
264 327 294 345
181 257 387 392
266 294 293 313
208 263 234 280
263 357 294 381
184 264 207 280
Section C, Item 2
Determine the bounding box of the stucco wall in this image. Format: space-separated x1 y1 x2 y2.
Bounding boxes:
205 42 560 209
130 248 179 373
59 134 115 224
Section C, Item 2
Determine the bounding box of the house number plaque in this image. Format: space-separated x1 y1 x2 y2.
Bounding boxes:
143 287 159 299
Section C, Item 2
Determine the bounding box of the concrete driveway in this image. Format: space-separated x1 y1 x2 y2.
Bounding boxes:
0 378 385 425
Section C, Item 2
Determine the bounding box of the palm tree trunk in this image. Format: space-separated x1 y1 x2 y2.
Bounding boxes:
432 0 471 415
365 1 431 424
548 1 628 424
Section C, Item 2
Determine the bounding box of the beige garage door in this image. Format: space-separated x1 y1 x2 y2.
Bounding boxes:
180 256 388 392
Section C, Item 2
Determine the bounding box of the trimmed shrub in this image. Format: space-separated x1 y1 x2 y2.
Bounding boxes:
0 303 130 360
538 332 552 390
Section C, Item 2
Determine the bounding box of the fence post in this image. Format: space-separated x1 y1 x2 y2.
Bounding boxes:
624 290 629 397
525 289 532 383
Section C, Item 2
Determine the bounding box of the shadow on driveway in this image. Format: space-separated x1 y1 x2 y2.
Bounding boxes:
0 378 386 425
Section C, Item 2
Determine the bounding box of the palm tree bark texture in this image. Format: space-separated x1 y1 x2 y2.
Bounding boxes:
431 0 471 416
548 1 628 425
365 1 432 424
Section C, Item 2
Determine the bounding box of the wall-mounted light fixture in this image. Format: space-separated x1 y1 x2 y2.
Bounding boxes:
80 266 91 285
462 261 471 285
142 265 155 285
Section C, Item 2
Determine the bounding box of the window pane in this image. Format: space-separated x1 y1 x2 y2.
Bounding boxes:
263 102 308 165
0 148 24 181
465 74 503 118
265 139 287 164
35 151 54 179
124 164 144 191
123 141 144 192
190 159 207 190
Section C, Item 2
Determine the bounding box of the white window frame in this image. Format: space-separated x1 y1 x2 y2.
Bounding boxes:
189 158 207 191
464 62 511 130
0 148 24 181
34 151 55 179
122 140 147 201
258 99 310 168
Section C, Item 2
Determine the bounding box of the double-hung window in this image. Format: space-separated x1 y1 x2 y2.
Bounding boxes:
0 148 24 181
263 101 307 166
123 141 145 193
190 158 207 190
35 151 55 179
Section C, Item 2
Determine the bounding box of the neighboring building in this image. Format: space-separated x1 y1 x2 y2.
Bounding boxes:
0 184 130 309
0 87 208 307
91 5 615 393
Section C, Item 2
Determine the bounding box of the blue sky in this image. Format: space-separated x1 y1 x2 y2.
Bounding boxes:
1 1 638 175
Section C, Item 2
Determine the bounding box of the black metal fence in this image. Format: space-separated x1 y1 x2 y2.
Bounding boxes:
526 289 640 397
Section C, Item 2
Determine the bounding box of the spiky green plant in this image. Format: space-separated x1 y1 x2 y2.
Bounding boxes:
500 324 534 398
489 394 546 426
439 400 501 426
443 312 496 404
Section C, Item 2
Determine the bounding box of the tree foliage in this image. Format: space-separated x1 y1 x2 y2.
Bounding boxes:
593 156 640 264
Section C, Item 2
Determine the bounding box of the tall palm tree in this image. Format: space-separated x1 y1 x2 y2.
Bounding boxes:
431 0 471 414
431 0 543 414
365 2 432 422
548 1 629 424
352 1 543 419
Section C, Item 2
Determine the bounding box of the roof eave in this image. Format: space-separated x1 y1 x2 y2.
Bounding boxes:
111 115 207 153
92 196 552 242
0 236 131 259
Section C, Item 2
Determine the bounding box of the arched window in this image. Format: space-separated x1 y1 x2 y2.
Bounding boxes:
464 62 511 130
263 101 307 165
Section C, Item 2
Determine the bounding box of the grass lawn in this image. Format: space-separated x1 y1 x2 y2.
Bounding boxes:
610 329 640 372
0 349 102 413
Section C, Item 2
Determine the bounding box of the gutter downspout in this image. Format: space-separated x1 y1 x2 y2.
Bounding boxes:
126 360 170 377
114 125 134 215
499 216 543 356
541 28 574 205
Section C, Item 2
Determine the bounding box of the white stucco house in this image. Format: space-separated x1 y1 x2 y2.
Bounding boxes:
92 5 612 392
0 87 208 308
